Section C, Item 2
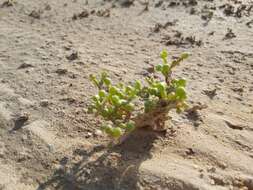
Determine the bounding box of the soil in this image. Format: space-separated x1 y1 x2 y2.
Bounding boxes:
0 0 253 189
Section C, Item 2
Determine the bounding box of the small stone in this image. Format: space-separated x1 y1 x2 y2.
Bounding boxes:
0 142 6 158
153 23 163 33
193 120 202 127
54 164 64 172
138 70 149 77
18 151 32 162
11 113 29 131
66 52 78 61
1 0 13 8
209 174 226 186
76 61 85 65
47 144 55 152
168 1 179 7
72 10 89 20
21 134 28 141
188 0 198 6
146 66 155 73
55 68 68 75
118 0 134 7
96 9 110 17
85 132 92 138
199 168 204 172
45 4 51 11
246 20 253 28
29 10 41 19
18 63 34 69
219 162 227 169
232 87 244 93
155 0 163 7
202 88 217 99
244 177 253 189
224 28 236 40
207 166 216 173
224 120 244 130
94 129 103 137
40 99 49 107
185 148 196 155
78 10 89 18
218 78 224 83
190 7 198 15
221 4 234 16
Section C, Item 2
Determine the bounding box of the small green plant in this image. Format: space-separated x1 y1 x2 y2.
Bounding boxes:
88 50 189 139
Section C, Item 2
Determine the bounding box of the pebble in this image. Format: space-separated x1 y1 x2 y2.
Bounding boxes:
219 162 227 169
85 132 92 138
207 166 216 173
18 63 34 69
0 142 6 158
47 144 55 152
21 134 28 141
54 164 64 172
40 99 49 107
94 129 103 137
66 51 78 61
55 68 68 75
29 10 41 19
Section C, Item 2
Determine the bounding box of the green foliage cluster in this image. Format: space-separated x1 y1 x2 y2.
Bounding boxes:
89 50 189 139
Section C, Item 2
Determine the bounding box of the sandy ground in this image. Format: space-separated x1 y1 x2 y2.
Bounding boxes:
0 0 253 189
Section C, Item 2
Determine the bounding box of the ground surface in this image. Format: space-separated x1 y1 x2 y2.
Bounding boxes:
0 0 253 189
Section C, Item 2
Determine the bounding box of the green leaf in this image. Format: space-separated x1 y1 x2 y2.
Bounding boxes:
101 72 108 79
149 87 159 96
155 64 163 72
109 86 119 95
118 123 127 129
171 53 189 69
145 77 154 85
92 95 100 102
161 64 170 77
175 87 187 100
180 52 189 60
125 122 135 131
111 95 121 106
101 124 113 135
89 74 99 87
173 79 186 87
177 79 186 87
123 103 134 112
125 85 134 93
134 80 142 91
117 82 124 89
160 50 168 64
99 90 107 98
176 107 183 114
119 99 128 105
111 127 123 138
156 82 167 98
167 92 176 101
101 108 109 118
104 78 111 86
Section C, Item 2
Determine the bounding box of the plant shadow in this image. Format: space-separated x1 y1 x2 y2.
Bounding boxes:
37 129 163 190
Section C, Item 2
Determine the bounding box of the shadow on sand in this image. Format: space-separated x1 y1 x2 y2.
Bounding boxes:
37 129 164 190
